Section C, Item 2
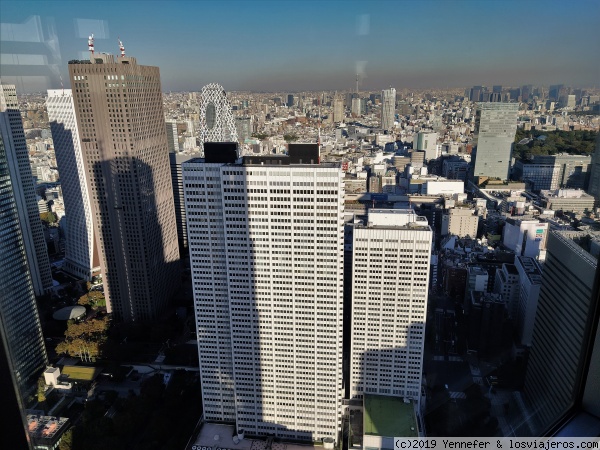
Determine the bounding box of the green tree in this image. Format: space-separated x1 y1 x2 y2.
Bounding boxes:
283 133 298 142
58 428 73 450
40 211 57 224
37 375 47 403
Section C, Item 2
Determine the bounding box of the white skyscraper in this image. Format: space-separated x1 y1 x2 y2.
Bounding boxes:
0 84 52 295
47 89 99 280
381 87 396 131
350 209 432 404
183 147 344 442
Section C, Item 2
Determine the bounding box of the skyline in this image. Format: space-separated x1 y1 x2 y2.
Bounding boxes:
1 0 599 92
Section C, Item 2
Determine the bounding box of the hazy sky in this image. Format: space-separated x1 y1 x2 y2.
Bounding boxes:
1 0 599 92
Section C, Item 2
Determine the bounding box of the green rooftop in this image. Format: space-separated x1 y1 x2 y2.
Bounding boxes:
61 365 101 382
364 394 418 437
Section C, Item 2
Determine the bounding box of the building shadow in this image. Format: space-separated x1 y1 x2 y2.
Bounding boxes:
89 153 180 323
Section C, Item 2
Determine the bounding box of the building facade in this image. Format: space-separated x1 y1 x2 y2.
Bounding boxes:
183 150 344 442
198 83 237 152
68 53 180 322
381 88 396 131
471 102 519 181
350 209 431 404
47 89 100 280
524 230 598 433
514 256 542 347
0 133 48 399
169 152 200 251
0 84 52 295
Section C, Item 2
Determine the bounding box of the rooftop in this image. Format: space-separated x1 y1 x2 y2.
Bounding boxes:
61 365 102 382
27 415 69 443
363 395 418 438
188 423 321 450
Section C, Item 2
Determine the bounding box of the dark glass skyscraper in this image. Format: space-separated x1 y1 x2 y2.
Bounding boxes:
0 133 48 400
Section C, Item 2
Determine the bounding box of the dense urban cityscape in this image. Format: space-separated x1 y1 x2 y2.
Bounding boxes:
1 2 599 450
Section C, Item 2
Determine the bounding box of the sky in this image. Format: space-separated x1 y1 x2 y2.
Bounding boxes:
1 0 599 92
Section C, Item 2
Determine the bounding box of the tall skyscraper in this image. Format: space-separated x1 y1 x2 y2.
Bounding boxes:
350 209 431 404
333 96 344 123
524 230 598 433
471 102 519 181
165 119 179 153
381 87 396 131
587 134 600 204
198 83 237 152
0 133 48 400
235 116 252 142
68 51 180 322
0 84 52 296
46 89 100 280
183 145 344 442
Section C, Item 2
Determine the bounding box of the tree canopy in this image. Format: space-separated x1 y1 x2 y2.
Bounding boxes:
513 129 598 160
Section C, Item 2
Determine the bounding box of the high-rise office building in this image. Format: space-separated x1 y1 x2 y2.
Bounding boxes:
471 102 519 181
198 83 237 152
514 256 542 347
0 84 52 296
286 94 294 107
47 89 100 280
524 230 598 433
165 120 179 153
169 152 200 251
235 116 252 142
350 209 432 404
333 97 344 123
183 145 344 442
68 52 180 322
381 87 396 131
587 134 600 204
0 133 48 400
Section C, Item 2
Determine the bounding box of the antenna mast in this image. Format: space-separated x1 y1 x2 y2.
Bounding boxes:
118 38 126 57
88 34 94 57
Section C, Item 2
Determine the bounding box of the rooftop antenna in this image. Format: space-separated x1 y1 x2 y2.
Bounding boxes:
118 38 125 57
88 34 94 56
356 73 359 94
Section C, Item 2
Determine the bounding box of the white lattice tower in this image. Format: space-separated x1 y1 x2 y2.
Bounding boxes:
198 83 238 153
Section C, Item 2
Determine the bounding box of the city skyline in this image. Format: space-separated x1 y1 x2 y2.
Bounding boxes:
1 1 599 93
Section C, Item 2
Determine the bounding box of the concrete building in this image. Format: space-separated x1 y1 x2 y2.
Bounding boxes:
424 179 464 196
514 256 542 347
539 189 595 213
493 263 520 318
514 154 591 191
165 119 179 153
333 97 344 123
235 116 252 142
27 415 70 450
0 133 48 400
414 131 438 161
381 88 396 131
471 102 519 181
68 52 180 322
502 218 548 261
586 135 600 204
0 84 52 295
524 230 598 433
47 89 100 280
441 208 478 238
169 152 201 251
183 146 343 442
351 209 431 404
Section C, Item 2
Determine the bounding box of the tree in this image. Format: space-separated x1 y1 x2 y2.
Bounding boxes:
37 375 47 403
58 428 73 450
283 133 298 143
55 316 110 360
40 211 57 224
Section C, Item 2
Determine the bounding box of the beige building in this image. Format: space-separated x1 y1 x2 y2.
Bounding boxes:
68 53 180 322
442 207 479 238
